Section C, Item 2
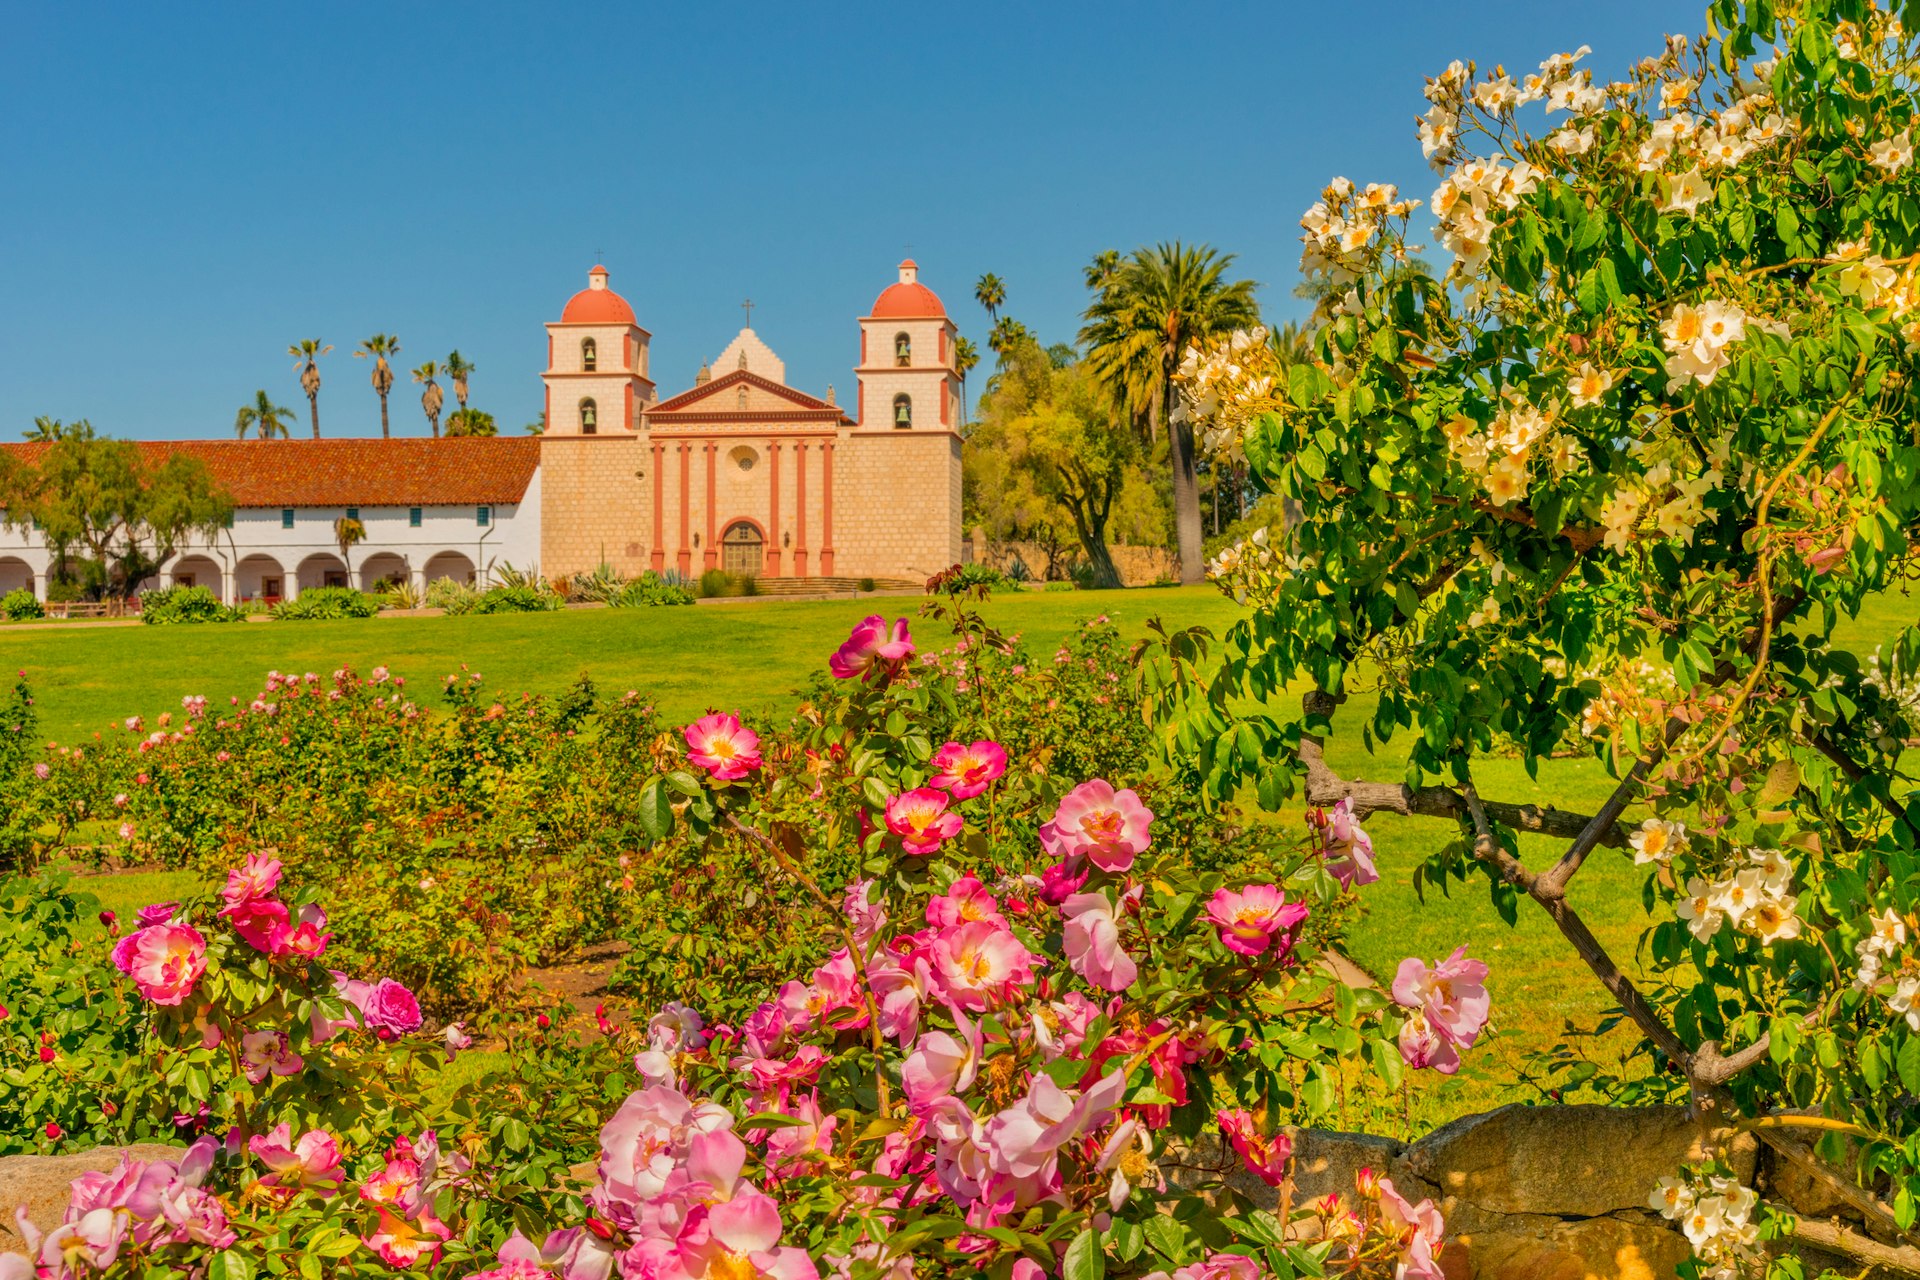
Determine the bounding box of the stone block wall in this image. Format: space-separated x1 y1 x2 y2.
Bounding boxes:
831 429 962 580
537 435 650 579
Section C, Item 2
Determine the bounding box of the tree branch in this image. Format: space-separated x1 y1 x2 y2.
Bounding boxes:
1811 729 1920 845
1755 1128 1920 1255
1297 738 1629 850
1770 1210 1920 1277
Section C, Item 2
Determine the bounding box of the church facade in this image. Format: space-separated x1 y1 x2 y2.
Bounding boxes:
0 261 964 601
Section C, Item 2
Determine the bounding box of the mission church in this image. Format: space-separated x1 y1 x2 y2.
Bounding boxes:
0 261 964 600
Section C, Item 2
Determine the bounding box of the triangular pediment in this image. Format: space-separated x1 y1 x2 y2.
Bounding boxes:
649 369 842 417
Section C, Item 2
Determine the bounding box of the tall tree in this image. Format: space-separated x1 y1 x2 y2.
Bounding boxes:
413 362 444 437
1083 250 1121 291
952 336 980 431
355 335 402 438
987 317 1032 360
1080 243 1258 584
444 408 497 437
0 431 231 598
234 390 296 440
973 273 1005 323
288 339 332 438
443 350 475 411
967 334 1163 589
22 416 79 443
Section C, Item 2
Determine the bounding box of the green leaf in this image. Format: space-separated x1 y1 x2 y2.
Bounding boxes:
1064 1227 1105 1280
1897 1033 1920 1095
210 1253 258 1280
638 777 675 841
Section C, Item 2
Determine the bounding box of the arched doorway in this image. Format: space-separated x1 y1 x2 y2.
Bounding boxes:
721 522 764 577
170 555 224 600
0 557 33 597
423 551 476 586
359 552 410 592
234 555 286 603
296 553 350 594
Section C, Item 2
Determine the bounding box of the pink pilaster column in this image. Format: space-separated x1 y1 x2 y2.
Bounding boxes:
703 442 718 570
677 443 692 577
766 442 783 577
819 439 835 577
651 442 666 573
794 442 809 576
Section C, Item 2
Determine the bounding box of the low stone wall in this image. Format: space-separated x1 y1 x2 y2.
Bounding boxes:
1 1106 1903 1277
967 534 1177 587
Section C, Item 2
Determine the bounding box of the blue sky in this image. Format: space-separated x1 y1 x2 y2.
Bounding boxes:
0 1 1696 440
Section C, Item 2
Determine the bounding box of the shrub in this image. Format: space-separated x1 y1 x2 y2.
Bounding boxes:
696 567 734 597
424 576 480 614
119 668 660 1016
377 579 423 609
0 588 42 621
611 573 694 607
0 872 166 1154
858 575 877 591
138 585 234 625
271 587 381 621
467 584 562 614
43 578 83 604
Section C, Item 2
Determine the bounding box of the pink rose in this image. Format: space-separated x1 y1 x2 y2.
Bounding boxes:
221 851 283 907
1318 798 1379 888
110 923 207 1006
1216 1108 1293 1187
1203 884 1309 959
828 615 914 680
1035 860 1089 906
1039 779 1154 872
1392 945 1491 1051
925 875 1006 930
1062 891 1137 992
355 977 423 1039
884 787 963 854
928 740 1009 799
222 897 289 954
684 712 763 781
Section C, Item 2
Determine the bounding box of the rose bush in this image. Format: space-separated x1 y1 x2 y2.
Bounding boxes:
1161 0 1920 1272
4 606 1476 1280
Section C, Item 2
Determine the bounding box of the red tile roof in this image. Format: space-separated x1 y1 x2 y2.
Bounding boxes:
0 437 541 508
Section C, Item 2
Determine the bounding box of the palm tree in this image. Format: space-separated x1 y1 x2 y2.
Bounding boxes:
987 316 1033 359
24 416 67 443
288 339 332 438
413 362 444 437
1083 250 1121 291
973 273 1006 323
444 408 497 437
952 336 980 431
234 390 296 440
1080 243 1259 584
443 350 475 411
355 335 402 437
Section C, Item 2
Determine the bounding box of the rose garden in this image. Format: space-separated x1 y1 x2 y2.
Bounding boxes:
7 3 1920 1279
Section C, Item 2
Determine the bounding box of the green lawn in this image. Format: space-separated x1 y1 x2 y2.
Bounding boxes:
13 582 1913 1131
0 589 1247 740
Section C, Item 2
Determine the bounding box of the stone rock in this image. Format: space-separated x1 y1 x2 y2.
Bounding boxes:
1401 1104 1754 1220
1459 1215 1691 1280
0 1145 184 1249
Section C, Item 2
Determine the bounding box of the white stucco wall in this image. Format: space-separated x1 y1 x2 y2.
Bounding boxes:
0 467 543 602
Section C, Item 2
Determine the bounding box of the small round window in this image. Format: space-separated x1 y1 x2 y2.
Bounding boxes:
730 446 757 472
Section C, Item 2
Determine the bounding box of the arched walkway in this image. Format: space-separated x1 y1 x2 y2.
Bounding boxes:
170 555 225 600
234 555 286 604
296 552 351 594
422 551 476 586
359 552 410 592
0 557 33 597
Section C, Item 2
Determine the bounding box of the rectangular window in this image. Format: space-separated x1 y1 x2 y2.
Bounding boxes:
346 507 359 522
281 508 295 529
476 505 491 528
409 507 422 528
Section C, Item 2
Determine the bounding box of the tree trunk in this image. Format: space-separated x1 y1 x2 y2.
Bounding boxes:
379 394 390 439
308 394 320 439
1164 382 1205 584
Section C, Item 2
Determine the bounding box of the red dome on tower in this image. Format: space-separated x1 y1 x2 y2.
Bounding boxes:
561 265 636 324
869 260 946 318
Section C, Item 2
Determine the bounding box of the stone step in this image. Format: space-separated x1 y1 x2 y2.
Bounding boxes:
746 575 922 597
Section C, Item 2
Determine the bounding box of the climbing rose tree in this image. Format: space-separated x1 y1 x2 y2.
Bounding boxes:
1162 1 1920 1274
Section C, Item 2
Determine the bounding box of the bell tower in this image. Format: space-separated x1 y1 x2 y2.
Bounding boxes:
855 260 959 432
542 265 655 435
